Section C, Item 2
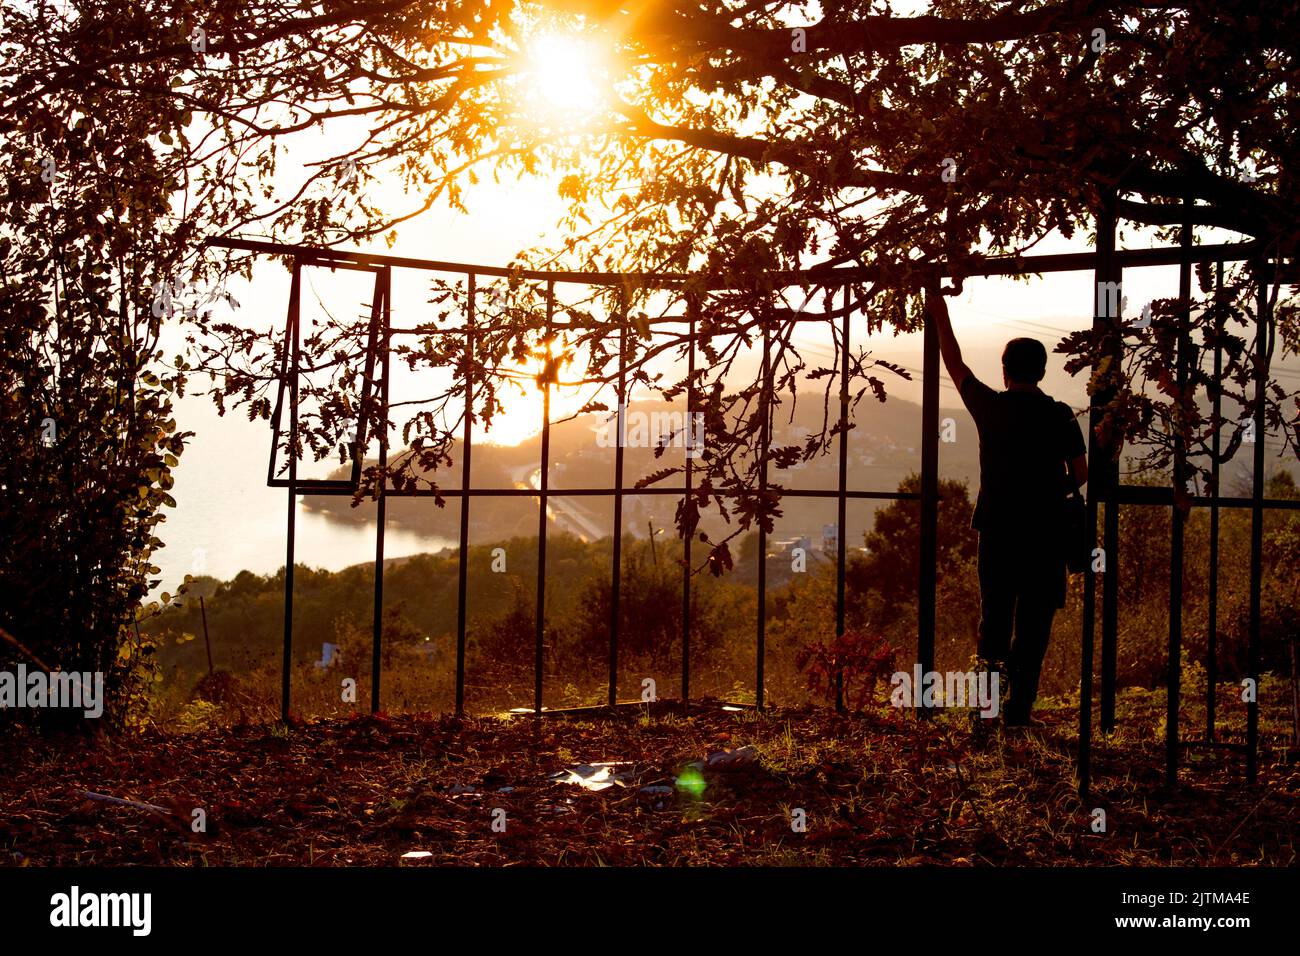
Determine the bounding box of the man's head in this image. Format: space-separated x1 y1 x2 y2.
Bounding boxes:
1002 337 1047 387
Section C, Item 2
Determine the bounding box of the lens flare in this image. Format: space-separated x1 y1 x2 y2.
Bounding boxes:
526 32 605 118
674 765 706 798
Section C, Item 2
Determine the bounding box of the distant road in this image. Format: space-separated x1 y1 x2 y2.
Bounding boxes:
524 469 605 541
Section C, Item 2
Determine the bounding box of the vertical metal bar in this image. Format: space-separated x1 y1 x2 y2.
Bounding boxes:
455 274 475 716
609 292 627 707
1207 260 1223 741
682 301 696 706
918 283 940 718
1247 262 1268 783
1167 201 1192 785
281 260 302 722
1098 194 1120 736
267 296 293 488
1080 194 1116 797
757 317 770 709
199 595 214 677
835 285 850 713
534 282 554 715
1101 465 1120 730
371 268 390 713
351 288 382 488
1079 528 1096 797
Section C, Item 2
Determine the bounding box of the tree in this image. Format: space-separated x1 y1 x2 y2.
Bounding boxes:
0 2 211 725
848 474 977 628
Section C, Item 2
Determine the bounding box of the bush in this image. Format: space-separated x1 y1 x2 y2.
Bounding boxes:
796 629 899 711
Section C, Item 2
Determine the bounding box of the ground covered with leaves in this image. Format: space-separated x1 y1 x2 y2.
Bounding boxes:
3 695 1297 866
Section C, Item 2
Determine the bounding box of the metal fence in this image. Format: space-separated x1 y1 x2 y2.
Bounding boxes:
212 213 1296 798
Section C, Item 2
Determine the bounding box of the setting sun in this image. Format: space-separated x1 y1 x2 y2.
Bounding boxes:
525 32 607 118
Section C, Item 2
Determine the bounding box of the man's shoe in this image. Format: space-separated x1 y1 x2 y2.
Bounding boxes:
1002 704 1031 726
1003 712 1044 731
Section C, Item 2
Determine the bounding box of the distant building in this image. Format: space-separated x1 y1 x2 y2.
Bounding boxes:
770 535 811 557
822 523 838 554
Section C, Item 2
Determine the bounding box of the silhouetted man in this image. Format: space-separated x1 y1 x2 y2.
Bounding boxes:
925 287 1088 727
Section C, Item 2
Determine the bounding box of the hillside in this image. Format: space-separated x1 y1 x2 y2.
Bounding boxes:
303 395 984 543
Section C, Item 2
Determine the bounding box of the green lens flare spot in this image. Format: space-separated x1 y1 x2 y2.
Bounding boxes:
675 766 706 798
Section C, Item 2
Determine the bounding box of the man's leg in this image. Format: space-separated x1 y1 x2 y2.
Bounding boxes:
1005 590 1057 725
976 532 1016 717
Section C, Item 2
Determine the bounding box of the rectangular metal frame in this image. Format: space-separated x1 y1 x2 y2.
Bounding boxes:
211 229 1292 797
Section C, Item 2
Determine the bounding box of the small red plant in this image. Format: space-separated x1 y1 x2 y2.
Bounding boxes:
796 629 898 711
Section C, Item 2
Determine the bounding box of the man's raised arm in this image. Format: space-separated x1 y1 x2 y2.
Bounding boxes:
924 286 972 392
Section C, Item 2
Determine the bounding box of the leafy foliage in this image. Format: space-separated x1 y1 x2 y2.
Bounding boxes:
0 1 209 726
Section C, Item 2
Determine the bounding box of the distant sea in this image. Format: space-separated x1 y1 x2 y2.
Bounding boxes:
154 393 455 594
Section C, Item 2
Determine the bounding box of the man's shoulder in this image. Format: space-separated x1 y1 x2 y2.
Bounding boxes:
958 374 1000 425
1050 397 1082 422
1034 390 1075 417
1037 394 1088 454
960 373 998 400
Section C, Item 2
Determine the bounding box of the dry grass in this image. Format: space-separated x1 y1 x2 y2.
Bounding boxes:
1 689 1296 867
